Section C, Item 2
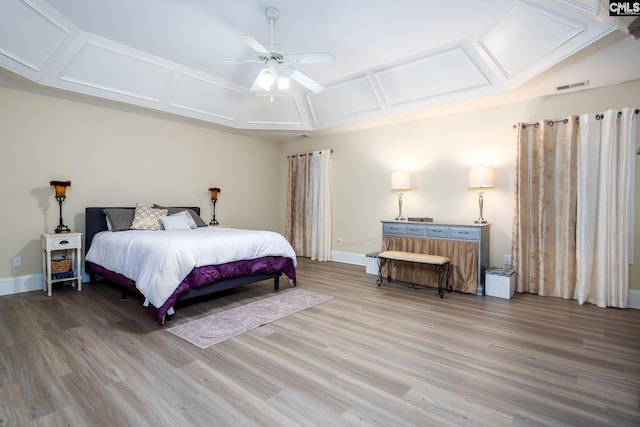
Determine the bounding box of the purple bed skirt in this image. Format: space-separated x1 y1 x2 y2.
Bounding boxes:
87 256 296 323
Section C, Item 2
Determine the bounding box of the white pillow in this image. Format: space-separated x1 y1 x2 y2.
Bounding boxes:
171 209 198 229
161 214 192 231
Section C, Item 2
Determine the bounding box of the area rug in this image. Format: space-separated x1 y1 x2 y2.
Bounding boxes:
166 289 333 349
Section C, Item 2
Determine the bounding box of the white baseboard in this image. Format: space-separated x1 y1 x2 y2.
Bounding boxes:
629 289 640 309
0 274 43 296
0 271 90 297
330 250 366 266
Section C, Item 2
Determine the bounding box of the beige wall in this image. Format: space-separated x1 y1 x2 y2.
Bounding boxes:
0 85 282 280
2 78 639 293
280 80 640 291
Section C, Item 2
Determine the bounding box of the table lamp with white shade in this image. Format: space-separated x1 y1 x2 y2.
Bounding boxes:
468 166 494 224
391 171 411 221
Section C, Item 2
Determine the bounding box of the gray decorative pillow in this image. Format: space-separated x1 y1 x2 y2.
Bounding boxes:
103 208 135 232
130 204 168 231
153 205 208 227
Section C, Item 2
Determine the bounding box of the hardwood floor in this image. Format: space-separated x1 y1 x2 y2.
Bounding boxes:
1 258 639 426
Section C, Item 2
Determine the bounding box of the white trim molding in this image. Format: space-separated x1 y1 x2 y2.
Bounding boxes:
0 274 42 296
330 250 366 267
0 271 90 297
629 289 640 309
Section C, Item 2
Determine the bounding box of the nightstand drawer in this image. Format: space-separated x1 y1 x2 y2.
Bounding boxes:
47 235 80 250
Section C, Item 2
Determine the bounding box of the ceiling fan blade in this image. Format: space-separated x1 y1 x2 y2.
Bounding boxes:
285 52 335 65
281 66 325 93
201 59 261 66
238 35 272 57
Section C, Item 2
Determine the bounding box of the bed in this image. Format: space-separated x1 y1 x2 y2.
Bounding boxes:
84 206 297 324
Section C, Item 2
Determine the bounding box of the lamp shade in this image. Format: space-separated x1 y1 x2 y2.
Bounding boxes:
208 187 221 200
391 171 411 191
50 180 71 197
468 166 495 188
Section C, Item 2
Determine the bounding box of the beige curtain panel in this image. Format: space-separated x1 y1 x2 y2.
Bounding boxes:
513 108 637 308
512 116 579 299
285 149 332 261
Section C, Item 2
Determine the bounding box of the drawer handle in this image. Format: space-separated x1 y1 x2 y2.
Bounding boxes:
458 231 470 235
390 227 400 230
409 228 420 231
432 230 443 233
59 240 69 245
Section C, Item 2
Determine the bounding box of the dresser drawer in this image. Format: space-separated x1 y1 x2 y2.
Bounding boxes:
450 227 480 241
46 235 80 250
405 224 427 237
383 223 406 236
426 226 450 239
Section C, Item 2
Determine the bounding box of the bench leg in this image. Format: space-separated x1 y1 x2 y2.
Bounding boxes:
379 256 452 300
376 257 393 287
436 262 453 298
377 257 386 286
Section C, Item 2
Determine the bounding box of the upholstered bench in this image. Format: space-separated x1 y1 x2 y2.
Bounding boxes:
376 250 452 298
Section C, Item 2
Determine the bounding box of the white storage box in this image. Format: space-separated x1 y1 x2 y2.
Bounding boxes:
365 252 379 275
485 267 515 299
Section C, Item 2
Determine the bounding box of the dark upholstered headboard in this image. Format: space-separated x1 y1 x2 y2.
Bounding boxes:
84 206 201 256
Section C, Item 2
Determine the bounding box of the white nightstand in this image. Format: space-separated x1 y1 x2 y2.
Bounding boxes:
41 232 83 296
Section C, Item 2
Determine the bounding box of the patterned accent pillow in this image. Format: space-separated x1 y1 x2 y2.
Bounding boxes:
130 204 168 230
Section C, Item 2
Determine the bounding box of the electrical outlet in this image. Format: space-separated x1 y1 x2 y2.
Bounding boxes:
13 256 21 267
504 255 511 266
337 238 343 246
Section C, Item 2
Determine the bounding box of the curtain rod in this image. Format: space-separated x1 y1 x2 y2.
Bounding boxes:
287 149 333 158
513 109 639 129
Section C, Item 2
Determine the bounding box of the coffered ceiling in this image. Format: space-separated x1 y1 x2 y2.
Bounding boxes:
1 0 639 139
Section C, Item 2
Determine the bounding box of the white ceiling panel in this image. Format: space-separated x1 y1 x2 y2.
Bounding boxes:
560 0 598 15
169 74 243 122
0 0 68 71
308 76 381 125
246 94 305 126
59 43 174 102
481 3 585 78
374 47 492 107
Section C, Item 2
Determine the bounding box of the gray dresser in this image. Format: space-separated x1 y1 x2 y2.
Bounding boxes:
381 220 490 295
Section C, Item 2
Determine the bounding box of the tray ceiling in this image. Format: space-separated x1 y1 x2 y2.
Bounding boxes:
0 0 637 137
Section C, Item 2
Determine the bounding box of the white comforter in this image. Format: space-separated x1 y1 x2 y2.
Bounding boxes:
86 227 297 309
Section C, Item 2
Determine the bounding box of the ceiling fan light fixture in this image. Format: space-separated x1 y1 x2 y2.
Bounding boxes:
256 68 276 91
276 74 290 90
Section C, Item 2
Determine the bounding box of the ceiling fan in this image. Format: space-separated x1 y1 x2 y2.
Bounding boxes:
202 7 335 94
